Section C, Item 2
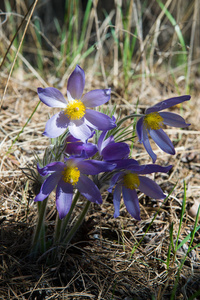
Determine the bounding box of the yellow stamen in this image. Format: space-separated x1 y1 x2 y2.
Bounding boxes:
64 99 86 120
144 112 163 130
62 166 80 185
123 173 140 190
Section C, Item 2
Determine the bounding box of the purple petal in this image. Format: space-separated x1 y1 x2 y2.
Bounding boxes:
56 180 73 219
64 157 85 169
136 116 144 142
67 65 85 100
122 186 141 220
149 128 175 155
85 109 116 130
159 112 190 128
142 127 157 163
82 89 111 107
68 121 92 143
77 159 116 175
146 95 191 114
44 111 70 138
34 172 61 202
113 183 122 218
108 172 124 193
102 142 130 161
98 132 114 155
37 162 65 176
77 175 102 204
114 159 140 170
101 136 114 151
138 176 165 199
97 130 107 153
66 135 79 143
37 87 67 108
133 164 172 175
65 139 98 158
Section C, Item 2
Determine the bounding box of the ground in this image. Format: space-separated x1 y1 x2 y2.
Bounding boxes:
0 69 199 300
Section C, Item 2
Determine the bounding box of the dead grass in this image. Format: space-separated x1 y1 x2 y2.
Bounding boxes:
0 0 200 298
0 72 200 300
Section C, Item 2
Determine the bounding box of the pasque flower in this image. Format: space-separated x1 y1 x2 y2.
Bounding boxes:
65 134 98 158
136 95 191 162
65 128 130 162
37 65 116 142
108 160 172 220
97 129 130 162
35 158 116 219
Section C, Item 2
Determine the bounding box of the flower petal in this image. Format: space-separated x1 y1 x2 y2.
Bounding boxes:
122 186 141 220
114 158 140 170
136 116 144 142
97 130 107 153
113 183 122 218
65 157 85 168
68 121 92 143
65 139 98 158
142 126 157 163
37 162 65 176
134 164 172 175
146 95 191 114
34 172 61 202
149 128 175 155
159 112 190 128
44 111 70 138
77 159 116 175
102 142 130 161
108 172 124 193
85 109 116 130
37 87 67 108
56 180 73 219
98 132 114 155
102 136 114 149
77 175 102 204
138 176 165 199
67 65 85 100
81 89 111 107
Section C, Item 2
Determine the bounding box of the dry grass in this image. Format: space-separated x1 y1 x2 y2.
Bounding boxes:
0 73 199 299
0 0 200 299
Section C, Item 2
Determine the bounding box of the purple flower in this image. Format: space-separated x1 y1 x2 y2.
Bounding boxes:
35 158 116 219
65 128 130 162
38 65 116 142
108 160 172 220
97 129 130 161
65 134 98 158
136 95 191 163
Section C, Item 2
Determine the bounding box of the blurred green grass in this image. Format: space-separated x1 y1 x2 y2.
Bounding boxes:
0 0 199 94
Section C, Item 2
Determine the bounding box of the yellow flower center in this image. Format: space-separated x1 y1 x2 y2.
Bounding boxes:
123 173 140 190
64 99 86 120
62 166 80 185
144 112 163 130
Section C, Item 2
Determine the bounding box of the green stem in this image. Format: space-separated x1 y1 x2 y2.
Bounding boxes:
54 214 62 244
59 190 80 242
51 214 62 262
31 197 48 256
63 200 91 245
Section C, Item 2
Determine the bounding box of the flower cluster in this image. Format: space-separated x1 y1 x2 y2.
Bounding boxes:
35 65 190 223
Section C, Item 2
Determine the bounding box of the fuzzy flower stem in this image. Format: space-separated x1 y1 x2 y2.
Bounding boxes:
63 199 91 245
51 214 63 262
54 214 62 245
32 197 48 256
59 190 80 242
